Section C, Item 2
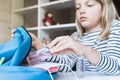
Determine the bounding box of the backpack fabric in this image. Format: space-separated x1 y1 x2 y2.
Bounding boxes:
0 66 57 80
0 26 31 65
0 26 57 80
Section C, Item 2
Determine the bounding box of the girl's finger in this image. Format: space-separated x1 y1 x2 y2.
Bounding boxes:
48 36 70 49
11 29 16 39
50 38 69 52
51 42 72 53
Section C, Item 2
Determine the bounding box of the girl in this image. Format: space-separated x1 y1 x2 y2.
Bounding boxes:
15 0 120 75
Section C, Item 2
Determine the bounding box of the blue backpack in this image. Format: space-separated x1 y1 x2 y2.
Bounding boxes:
0 26 57 80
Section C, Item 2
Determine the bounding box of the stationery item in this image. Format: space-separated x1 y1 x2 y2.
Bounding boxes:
76 56 85 78
30 62 60 80
30 62 60 73
27 46 52 65
43 37 49 45
0 57 5 65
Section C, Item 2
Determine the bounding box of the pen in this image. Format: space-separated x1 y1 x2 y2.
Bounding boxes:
0 57 5 65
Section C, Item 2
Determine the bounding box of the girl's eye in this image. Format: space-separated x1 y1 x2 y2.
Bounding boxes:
76 6 80 10
76 7 80 10
87 1 95 7
87 4 94 7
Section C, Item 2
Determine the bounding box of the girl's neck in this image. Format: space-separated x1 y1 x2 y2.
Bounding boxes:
85 24 101 33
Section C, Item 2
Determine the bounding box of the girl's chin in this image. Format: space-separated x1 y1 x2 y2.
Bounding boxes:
81 23 89 27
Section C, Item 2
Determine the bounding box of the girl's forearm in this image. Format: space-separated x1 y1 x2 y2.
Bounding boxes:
32 38 44 50
84 46 100 66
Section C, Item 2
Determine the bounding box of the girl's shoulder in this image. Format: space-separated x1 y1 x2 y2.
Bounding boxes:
111 20 120 29
110 20 120 35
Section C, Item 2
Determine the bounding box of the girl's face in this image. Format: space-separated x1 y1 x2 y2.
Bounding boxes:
75 0 102 32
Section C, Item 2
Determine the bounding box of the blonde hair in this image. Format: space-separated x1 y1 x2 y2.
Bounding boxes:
75 0 120 39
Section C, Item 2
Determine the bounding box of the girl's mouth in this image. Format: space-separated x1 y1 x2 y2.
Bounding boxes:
80 17 87 22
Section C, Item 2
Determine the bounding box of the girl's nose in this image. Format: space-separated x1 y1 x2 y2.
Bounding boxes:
80 8 86 14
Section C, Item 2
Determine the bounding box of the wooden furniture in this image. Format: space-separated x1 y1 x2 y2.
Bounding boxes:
11 0 76 41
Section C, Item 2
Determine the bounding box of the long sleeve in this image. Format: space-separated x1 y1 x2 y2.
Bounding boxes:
46 20 120 75
96 20 120 75
46 54 77 72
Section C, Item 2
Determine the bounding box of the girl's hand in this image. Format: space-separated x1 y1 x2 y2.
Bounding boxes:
51 49 75 56
47 36 86 56
28 33 44 50
11 29 16 39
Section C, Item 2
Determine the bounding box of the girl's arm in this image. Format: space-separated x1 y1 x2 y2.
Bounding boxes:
46 53 77 72
95 21 120 75
29 33 44 50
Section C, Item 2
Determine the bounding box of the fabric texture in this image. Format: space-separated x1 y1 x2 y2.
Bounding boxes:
46 20 120 75
27 46 52 65
0 26 31 65
0 66 57 80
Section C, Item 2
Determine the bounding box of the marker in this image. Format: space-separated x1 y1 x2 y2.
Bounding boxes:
0 57 5 65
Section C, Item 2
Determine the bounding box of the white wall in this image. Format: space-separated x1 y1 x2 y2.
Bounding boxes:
0 0 11 44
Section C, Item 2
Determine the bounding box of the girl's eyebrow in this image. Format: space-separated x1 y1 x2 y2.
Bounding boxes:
75 0 90 5
76 3 81 6
86 0 96 4
76 0 95 6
